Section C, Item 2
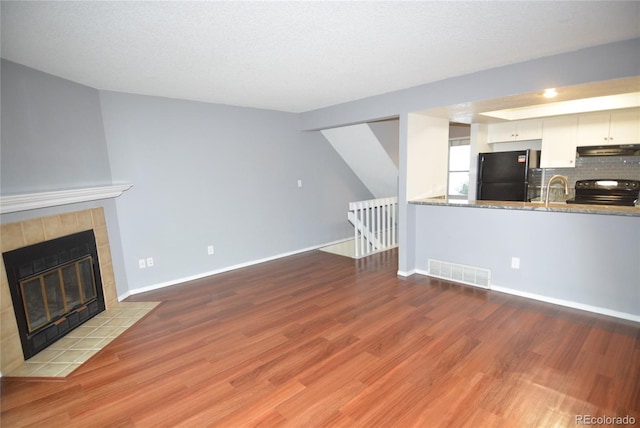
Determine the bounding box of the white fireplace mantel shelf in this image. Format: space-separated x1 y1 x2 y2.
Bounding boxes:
0 184 133 214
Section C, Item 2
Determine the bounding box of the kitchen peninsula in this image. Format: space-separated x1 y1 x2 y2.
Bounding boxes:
403 97 639 323
407 198 640 322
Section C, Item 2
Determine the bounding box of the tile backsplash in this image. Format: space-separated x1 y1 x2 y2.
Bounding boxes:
529 156 640 201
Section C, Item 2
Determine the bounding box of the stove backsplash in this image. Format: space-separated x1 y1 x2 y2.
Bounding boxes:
529 156 640 202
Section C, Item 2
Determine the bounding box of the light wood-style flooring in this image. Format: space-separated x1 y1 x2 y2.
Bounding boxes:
2 249 639 427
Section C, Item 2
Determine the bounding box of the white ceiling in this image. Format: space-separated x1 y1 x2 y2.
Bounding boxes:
1 1 639 113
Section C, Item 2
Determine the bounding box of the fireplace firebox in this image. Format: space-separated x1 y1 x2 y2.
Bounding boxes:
3 230 106 359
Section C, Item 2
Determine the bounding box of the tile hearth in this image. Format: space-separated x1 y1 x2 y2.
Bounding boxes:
4 301 159 378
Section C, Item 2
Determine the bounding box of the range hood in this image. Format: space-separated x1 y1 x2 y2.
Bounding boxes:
576 144 640 157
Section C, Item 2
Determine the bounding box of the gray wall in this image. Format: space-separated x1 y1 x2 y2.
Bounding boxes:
297 38 640 276
368 119 400 168
0 59 112 193
0 59 128 297
298 37 640 320
1 59 371 296
413 205 640 317
3 38 639 309
99 91 372 291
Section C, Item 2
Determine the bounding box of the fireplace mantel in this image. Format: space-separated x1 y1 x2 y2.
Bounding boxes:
0 184 133 214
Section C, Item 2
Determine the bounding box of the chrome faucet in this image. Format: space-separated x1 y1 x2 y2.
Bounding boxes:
545 175 569 206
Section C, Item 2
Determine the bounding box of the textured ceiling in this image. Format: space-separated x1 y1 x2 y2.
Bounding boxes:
1 1 639 113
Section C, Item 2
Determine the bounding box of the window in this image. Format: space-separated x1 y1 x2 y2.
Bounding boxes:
448 138 470 199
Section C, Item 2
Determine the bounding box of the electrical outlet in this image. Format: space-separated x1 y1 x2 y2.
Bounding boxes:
297 179 303 188
146 257 154 267
511 257 520 269
207 245 214 255
138 258 146 269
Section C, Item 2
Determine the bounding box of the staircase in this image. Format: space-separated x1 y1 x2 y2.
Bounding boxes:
348 197 398 258
319 122 399 259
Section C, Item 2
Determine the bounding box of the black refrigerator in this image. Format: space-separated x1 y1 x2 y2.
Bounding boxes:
477 150 539 201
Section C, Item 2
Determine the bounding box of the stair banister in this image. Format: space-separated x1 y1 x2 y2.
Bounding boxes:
348 197 398 258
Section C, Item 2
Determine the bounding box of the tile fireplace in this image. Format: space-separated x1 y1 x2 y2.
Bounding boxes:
3 230 106 360
1 207 119 375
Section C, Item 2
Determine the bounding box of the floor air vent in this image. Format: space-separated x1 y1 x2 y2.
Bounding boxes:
427 259 491 289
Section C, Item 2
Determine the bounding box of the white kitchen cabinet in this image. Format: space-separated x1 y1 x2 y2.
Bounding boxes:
609 109 640 145
488 119 542 143
577 109 640 146
488 122 517 143
577 112 612 146
540 116 578 168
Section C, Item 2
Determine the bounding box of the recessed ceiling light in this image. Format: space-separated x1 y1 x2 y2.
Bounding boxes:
543 88 558 98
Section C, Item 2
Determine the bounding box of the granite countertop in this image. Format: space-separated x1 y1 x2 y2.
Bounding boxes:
409 198 640 217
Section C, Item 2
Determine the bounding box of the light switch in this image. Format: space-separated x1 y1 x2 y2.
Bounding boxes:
511 257 520 269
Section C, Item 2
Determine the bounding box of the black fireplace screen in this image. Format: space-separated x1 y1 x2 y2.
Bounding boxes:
3 230 105 360
21 256 97 333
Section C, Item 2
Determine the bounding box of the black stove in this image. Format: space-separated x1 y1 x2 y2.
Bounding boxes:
566 179 640 207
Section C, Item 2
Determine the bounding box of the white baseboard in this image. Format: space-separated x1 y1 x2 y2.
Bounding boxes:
397 269 416 277
411 270 639 323
322 237 356 246
118 291 132 301
490 284 640 323
119 248 638 323
119 239 352 300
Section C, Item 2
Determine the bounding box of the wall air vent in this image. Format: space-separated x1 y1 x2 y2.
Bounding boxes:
427 259 491 289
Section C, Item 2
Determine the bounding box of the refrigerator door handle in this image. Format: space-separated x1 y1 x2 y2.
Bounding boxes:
477 156 484 200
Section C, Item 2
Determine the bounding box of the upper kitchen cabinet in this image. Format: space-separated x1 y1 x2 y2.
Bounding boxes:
488 119 543 143
609 110 640 145
577 109 640 146
540 116 578 168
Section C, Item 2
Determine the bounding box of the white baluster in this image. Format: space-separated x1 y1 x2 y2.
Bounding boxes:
348 197 399 258
381 202 385 248
384 200 389 247
377 201 380 249
352 207 358 258
392 200 396 245
359 203 364 256
385 200 390 247
366 203 373 254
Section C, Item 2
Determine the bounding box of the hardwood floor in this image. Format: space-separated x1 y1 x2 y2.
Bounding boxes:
2 249 639 427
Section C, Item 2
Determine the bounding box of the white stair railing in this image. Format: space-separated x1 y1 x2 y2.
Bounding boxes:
348 197 398 258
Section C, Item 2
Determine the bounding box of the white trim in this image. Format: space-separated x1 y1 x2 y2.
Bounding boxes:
490 284 640 323
397 269 416 277
320 237 355 247
125 241 348 297
0 184 133 214
412 269 638 322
